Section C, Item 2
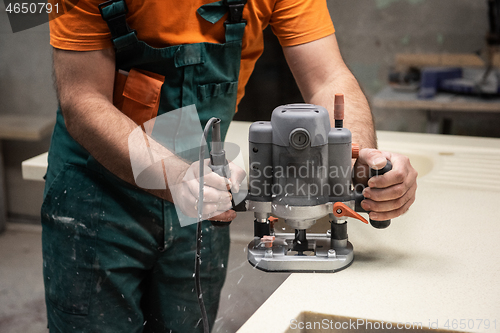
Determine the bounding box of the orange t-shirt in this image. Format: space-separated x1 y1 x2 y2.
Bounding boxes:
49 0 335 106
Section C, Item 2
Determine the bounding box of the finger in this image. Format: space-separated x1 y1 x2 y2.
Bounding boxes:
230 181 239 193
203 171 231 191
354 149 390 185
358 148 390 170
188 160 229 191
201 201 232 216
186 179 232 203
353 160 370 185
363 173 416 202
368 155 410 189
362 181 417 214
179 195 199 218
368 194 415 221
208 210 237 222
228 162 246 193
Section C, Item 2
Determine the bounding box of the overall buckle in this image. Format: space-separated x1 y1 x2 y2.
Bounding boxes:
224 0 247 24
98 0 137 40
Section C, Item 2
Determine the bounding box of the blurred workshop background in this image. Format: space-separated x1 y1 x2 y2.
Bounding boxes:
0 0 499 332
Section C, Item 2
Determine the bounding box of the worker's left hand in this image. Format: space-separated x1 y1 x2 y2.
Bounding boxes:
170 159 246 222
354 148 418 221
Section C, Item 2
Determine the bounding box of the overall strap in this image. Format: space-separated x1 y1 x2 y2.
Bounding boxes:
197 0 247 42
99 0 138 52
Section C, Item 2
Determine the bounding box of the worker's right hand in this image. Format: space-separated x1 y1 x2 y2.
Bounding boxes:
354 148 417 221
170 159 246 222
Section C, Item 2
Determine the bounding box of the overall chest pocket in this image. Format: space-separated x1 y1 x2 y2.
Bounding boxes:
198 81 238 101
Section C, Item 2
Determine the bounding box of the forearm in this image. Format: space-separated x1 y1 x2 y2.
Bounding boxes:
306 68 377 149
62 95 189 201
284 35 417 221
54 48 188 201
283 34 376 149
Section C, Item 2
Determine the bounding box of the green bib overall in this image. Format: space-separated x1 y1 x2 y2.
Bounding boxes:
41 1 246 331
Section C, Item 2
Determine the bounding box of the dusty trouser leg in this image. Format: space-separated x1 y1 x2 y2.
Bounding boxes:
141 207 230 333
42 166 164 333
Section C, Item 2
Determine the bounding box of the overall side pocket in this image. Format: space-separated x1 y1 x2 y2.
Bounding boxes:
115 69 165 126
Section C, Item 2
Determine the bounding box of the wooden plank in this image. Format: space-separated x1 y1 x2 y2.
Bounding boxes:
0 115 55 141
373 87 500 112
395 53 500 69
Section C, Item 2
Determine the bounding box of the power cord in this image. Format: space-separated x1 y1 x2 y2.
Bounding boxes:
195 117 220 333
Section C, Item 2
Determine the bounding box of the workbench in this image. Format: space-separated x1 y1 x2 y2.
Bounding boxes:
373 86 500 134
0 114 55 233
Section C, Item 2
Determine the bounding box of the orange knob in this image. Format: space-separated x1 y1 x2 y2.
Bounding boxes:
333 202 368 224
352 143 359 159
333 94 346 128
268 216 278 229
334 94 344 121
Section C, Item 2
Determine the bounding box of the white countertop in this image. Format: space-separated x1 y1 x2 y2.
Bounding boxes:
21 122 500 333
21 152 48 182
236 127 500 333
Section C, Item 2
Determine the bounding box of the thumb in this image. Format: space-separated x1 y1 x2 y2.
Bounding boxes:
359 148 388 170
229 162 246 193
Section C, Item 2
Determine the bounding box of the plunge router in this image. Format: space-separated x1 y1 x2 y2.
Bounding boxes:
246 96 392 272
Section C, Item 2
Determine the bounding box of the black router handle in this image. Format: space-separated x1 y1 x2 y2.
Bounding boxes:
368 160 392 229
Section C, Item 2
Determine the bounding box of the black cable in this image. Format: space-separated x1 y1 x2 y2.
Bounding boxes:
195 117 219 333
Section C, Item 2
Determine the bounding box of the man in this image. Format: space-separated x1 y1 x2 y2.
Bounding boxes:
42 0 418 332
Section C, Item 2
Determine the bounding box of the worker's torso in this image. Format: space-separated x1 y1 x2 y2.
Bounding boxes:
44 0 245 206
49 0 335 107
